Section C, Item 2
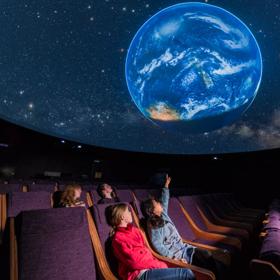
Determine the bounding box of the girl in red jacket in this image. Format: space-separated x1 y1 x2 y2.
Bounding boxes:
107 203 195 280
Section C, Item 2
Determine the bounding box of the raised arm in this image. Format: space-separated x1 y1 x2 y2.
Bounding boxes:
161 175 171 213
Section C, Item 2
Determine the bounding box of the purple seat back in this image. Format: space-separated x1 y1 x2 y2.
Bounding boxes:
57 184 66 191
133 199 144 219
81 191 89 207
90 190 100 203
133 189 161 201
190 195 217 224
264 220 280 231
28 184 55 192
178 196 207 231
133 189 150 201
201 194 226 218
8 191 51 217
116 184 130 189
260 230 280 269
82 184 97 192
18 207 96 280
116 189 134 202
0 183 21 194
168 198 196 241
260 231 280 255
268 210 280 219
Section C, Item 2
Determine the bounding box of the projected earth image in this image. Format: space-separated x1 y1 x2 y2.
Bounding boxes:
126 2 262 133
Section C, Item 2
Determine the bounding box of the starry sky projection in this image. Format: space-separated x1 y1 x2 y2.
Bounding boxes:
0 0 279 154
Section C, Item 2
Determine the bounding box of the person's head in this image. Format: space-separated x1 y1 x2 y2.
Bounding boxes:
142 198 163 217
106 203 133 232
142 198 165 228
97 183 116 199
60 184 82 206
22 184 29 192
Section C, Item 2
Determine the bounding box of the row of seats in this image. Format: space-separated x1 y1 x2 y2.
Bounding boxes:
0 182 204 194
2 189 219 280
0 183 97 193
0 184 204 242
1 185 273 279
251 199 280 280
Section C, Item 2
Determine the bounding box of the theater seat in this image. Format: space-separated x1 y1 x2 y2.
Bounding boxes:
178 196 242 251
190 195 250 240
1 183 23 241
167 197 232 266
250 200 280 280
8 191 52 218
199 195 255 234
18 207 97 280
91 202 216 280
8 191 52 280
28 184 56 192
133 188 161 201
115 189 135 203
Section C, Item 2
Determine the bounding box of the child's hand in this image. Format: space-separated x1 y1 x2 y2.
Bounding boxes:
164 174 171 188
180 258 188 264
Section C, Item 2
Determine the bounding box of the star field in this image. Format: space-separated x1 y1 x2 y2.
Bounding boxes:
0 0 279 154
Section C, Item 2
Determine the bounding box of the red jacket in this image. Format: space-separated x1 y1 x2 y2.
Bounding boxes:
112 224 168 280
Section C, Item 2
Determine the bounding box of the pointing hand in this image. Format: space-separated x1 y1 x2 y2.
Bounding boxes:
165 174 171 188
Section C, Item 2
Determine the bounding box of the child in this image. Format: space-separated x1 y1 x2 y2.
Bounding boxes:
142 175 225 280
60 184 86 207
107 203 195 280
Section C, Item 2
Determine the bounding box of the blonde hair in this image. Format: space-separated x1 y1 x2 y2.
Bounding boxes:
60 184 82 207
106 203 128 236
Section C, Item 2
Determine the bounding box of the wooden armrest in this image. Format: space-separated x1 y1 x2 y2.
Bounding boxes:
262 219 269 225
259 232 267 238
206 207 254 233
153 253 216 280
0 194 7 244
197 207 249 239
86 210 118 280
10 217 18 280
86 192 93 207
183 239 231 267
209 224 248 239
251 259 280 280
197 231 241 250
179 203 241 250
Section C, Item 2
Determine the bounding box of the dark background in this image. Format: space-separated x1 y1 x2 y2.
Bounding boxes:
0 118 278 209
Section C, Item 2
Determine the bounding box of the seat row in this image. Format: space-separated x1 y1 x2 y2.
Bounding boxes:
4 191 213 280
0 187 268 280
251 198 280 280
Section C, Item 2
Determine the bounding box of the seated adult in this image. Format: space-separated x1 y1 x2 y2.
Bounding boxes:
97 183 120 204
60 184 86 207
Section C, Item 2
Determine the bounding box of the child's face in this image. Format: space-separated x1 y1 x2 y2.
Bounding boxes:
152 199 163 216
74 188 82 199
122 207 133 224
